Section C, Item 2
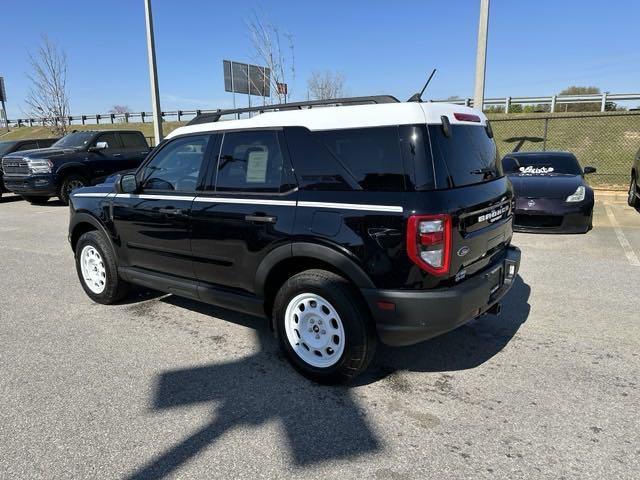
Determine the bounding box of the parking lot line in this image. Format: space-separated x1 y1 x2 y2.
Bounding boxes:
604 204 640 267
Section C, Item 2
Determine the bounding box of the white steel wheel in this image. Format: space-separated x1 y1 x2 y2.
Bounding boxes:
80 245 107 294
284 293 346 368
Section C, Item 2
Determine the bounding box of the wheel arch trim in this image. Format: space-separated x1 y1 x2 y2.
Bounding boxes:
254 241 376 298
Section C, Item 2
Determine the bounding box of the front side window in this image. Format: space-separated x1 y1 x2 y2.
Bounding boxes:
141 135 210 193
215 130 284 193
94 133 120 149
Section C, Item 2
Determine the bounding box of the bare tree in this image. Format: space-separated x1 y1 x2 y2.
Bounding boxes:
109 105 131 114
25 36 70 135
109 105 131 123
307 70 346 100
246 10 295 104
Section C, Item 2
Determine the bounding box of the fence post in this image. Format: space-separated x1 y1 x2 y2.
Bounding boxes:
81 115 86 125
96 114 101 125
110 114 115 124
505 96 511 113
141 112 146 123
28 118 33 127
550 95 557 113
177 110 182 122
543 117 549 151
601 92 607 112
465 98 471 107
125 112 129 123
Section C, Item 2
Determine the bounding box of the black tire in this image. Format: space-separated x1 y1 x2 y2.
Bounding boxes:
23 196 49 205
628 174 639 209
273 269 377 384
75 230 130 304
58 173 88 205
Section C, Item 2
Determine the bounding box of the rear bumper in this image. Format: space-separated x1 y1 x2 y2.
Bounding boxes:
2 174 57 196
362 246 521 347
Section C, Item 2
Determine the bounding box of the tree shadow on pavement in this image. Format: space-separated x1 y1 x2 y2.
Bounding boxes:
126 275 530 479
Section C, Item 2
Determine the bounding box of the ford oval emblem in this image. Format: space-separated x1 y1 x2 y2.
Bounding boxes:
457 246 471 257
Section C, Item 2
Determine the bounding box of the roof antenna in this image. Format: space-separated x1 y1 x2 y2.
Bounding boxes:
407 69 437 102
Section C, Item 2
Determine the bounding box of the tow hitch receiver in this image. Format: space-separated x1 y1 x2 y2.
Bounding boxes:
487 302 502 316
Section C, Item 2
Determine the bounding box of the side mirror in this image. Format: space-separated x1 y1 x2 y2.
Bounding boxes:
584 166 597 174
115 173 138 194
89 141 108 152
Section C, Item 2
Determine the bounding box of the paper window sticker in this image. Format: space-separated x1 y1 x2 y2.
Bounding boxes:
246 150 269 183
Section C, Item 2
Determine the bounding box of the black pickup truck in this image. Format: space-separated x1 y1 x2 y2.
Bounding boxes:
1 130 149 204
0 138 59 200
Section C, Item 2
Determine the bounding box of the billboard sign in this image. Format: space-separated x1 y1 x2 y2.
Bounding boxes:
0 77 6 102
223 60 270 97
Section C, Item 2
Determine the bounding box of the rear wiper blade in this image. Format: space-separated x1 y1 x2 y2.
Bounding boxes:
470 167 496 176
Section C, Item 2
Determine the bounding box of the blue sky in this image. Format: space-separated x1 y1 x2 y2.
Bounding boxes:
2 0 639 118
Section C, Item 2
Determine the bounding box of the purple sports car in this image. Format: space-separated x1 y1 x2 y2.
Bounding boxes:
502 151 596 234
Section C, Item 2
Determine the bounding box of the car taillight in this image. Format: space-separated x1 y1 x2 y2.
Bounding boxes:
453 112 481 122
407 214 452 276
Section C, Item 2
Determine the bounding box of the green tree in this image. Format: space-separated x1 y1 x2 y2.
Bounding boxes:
558 86 621 112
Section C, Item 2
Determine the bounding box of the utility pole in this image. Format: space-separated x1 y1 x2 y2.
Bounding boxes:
473 0 490 112
144 0 163 144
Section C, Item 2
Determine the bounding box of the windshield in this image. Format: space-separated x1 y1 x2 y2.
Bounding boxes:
502 154 582 175
52 132 95 149
427 124 502 188
0 141 18 156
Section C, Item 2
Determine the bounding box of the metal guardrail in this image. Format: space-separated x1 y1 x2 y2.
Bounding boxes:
6 92 640 126
432 93 640 113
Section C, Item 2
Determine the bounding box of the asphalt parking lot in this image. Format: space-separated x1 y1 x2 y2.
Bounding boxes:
1 193 638 479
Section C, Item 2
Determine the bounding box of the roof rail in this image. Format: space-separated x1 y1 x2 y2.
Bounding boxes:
186 95 400 126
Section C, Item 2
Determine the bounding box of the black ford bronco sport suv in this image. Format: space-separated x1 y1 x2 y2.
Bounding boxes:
0 138 59 199
68 96 521 383
2 130 149 205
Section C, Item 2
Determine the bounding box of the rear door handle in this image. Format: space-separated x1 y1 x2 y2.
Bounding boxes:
159 208 183 215
113 153 122 157
245 214 277 224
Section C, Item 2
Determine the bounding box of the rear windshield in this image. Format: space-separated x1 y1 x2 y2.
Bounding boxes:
502 154 582 175
427 124 502 188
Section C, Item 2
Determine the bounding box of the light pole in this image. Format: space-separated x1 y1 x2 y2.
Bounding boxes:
144 0 163 145
473 0 490 112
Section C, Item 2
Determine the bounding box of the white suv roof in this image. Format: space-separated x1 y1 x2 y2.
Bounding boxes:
167 102 488 139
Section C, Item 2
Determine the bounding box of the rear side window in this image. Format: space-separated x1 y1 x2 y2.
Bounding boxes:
316 127 405 191
428 124 502 188
283 127 355 191
215 130 284 193
120 132 148 148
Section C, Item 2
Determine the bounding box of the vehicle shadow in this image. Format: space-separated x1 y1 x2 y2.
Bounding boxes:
126 296 380 480
125 275 530 479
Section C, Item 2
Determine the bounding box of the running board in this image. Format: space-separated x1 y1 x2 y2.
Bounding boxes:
119 267 266 318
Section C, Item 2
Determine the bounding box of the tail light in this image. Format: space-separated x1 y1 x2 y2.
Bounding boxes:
406 214 452 276
453 112 481 122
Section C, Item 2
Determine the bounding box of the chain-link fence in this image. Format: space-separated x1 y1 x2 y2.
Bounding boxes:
488 111 640 189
